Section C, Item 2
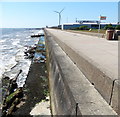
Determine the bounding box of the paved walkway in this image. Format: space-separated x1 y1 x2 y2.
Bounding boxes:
46 28 118 80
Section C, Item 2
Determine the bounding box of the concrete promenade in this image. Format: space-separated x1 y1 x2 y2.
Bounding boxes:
46 29 118 80
45 28 119 114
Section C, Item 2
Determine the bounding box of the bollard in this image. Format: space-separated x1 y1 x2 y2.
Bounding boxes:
114 30 120 40
118 36 120 40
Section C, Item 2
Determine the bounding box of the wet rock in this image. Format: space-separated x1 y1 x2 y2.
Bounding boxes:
2 88 23 116
9 81 17 94
24 45 37 59
2 70 23 116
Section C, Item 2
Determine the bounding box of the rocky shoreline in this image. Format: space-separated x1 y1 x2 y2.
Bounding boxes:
1 35 51 116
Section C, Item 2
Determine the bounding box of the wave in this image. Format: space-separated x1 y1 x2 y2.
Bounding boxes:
1 29 40 87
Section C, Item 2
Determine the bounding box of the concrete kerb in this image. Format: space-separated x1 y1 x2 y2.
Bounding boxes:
44 29 117 115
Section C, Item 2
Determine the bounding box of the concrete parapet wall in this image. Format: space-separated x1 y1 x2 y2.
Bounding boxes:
45 31 80 115
44 30 117 115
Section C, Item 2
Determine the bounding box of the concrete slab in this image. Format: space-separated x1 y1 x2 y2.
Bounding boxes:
45 28 119 114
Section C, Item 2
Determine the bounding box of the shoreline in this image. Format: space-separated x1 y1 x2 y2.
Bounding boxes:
2 34 51 116
13 62 50 116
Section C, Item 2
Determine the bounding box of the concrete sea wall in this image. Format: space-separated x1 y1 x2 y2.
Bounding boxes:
45 28 119 115
44 29 117 116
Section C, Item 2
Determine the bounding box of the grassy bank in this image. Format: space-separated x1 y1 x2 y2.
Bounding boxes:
72 29 106 34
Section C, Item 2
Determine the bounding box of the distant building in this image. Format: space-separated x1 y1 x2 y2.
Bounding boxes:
62 20 118 30
76 20 99 24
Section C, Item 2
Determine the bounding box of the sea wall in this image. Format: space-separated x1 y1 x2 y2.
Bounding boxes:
45 28 119 115
44 29 117 116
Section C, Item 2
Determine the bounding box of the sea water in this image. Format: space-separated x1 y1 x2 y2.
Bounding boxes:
0 28 40 87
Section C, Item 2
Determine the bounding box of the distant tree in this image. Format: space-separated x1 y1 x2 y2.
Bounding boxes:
115 25 120 30
79 25 90 30
104 24 114 30
71 27 79 30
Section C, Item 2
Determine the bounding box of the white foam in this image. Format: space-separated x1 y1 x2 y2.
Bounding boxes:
16 35 19 37
0 59 5 80
12 40 20 45
0 39 5 43
26 36 30 39
2 34 9 38
38 30 44 35
15 49 25 62
0 55 18 80
4 56 17 72
16 60 31 87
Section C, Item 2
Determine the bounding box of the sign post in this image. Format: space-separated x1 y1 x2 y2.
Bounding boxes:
98 15 106 37
98 16 101 34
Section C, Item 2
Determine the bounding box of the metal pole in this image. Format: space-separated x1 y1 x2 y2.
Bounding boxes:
76 103 78 117
76 18 77 22
109 79 118 105
98 15 101 37
60 13 61 26
67 17 68 23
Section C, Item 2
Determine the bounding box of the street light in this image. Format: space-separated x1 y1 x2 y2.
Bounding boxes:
54 8 64 26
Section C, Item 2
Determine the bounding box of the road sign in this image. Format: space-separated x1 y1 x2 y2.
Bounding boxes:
100 16 106 20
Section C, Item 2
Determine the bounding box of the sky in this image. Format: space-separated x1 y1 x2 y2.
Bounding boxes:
0 1 119 28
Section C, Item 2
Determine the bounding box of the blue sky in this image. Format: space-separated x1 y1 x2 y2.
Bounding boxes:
0 2 118 28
